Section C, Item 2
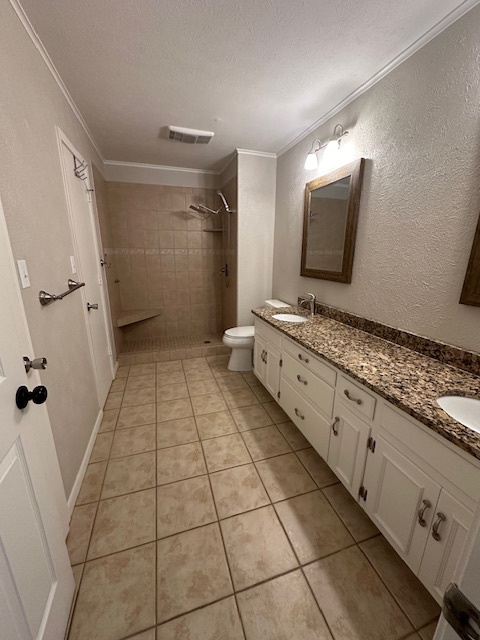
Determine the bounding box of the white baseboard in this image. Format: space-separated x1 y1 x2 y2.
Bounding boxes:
114 360 119 376
67 409 103 518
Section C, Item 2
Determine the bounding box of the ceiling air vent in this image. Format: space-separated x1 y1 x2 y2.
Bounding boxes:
168 126 214 144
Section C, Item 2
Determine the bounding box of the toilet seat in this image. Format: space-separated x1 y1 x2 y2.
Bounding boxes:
224 326 254 339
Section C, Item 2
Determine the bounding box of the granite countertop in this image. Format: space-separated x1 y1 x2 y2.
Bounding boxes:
252 306 480 461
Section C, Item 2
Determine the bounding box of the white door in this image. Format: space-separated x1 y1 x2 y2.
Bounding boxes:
434 499 480 639
0 199 74 639
57 132 113 407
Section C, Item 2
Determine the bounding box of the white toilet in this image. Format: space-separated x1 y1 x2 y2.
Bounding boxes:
223 299 289 371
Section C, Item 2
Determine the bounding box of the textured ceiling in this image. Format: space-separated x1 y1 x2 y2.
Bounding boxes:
19 0 474 171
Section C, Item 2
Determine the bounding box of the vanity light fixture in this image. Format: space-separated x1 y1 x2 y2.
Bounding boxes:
304 124 349 170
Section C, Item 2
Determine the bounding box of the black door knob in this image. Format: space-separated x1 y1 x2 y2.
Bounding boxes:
16 385 48 410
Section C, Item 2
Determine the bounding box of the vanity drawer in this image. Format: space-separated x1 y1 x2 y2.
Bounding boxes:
282 352 334 419
337 375 376 420
279 378 331 460
254 318 283 349
283 337 336 387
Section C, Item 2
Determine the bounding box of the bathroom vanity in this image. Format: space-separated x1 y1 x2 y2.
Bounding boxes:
252 307 480 605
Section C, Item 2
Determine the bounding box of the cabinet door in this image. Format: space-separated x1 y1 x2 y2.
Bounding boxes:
362 434 441 574
264 345 281 399
418 489 473 604
327 401 371 500
253 334 267 385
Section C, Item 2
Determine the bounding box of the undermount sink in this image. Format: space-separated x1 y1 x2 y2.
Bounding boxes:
272 313 308 323
437 396 480 434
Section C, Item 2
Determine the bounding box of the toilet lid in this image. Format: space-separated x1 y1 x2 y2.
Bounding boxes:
225 326 255 338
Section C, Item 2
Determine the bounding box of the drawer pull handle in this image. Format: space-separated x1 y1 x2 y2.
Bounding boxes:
344 389 362 405
296 374 308 385
432 512 446 541
294 408 305 420
418 499 431 527
331 416 340 436
298 354 309 363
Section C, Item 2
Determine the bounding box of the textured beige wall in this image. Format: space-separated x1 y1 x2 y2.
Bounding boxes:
106 182 223 343
0 0 105 499
273 6 480 352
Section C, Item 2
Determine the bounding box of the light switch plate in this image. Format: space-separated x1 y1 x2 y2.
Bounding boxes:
70 255 77 274
17 259 31 289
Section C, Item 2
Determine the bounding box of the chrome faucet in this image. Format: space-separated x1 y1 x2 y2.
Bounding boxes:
299 292 316 317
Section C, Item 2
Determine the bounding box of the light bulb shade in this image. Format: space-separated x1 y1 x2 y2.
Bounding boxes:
304 151 318 170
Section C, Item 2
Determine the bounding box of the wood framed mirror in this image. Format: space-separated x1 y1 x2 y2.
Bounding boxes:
301 158 365 283
460 210 480 306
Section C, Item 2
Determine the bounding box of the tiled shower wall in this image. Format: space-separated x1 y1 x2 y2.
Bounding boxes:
105 182 224 341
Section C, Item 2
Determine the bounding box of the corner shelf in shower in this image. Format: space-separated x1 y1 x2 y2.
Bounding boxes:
117 308 162 328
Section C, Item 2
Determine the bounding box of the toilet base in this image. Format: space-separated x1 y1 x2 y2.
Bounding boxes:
227 347 253 371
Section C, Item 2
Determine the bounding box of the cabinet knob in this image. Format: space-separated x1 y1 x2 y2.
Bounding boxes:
418 499 431 527
432 512 446 541
331 416 340 436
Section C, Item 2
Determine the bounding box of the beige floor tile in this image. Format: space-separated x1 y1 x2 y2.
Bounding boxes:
277 421 310 451
360 536 440 628
195 410 238 440
157 442 206 485
275 490 354 564
156 523 233 623
110 378 126 393
210 463 270 519
223 388 260 409
69 543 156 640
157 370 186 386
296 448 338 487
207 355 230 367
99 409 119 433
102 452 156 499
156 382 189 401
242 425 292 460
230 404 273 431
182 356 208 370
212 367 239 379
217 374 249 392
242 371 261 387
262 401 289 424
76 461 107 504
156 596 244 640
252 385 274 403
157 359 183 373
110 424 156 459
157 397 193 423
323 483 379 542
117 403 156 429
256 453 316 502
237 570 332 640
122 386 156 407
418 621 439 640
202 433 251 472
67 503 97 565
88 489 156 559
129 363 156 376
129 630 155 640
187 378 221 397
156 417 198 449
157 475 217 538
405 635 422 640
221 505 297 590
305 546 412 640
104 391 123 410
191 393 228 415
185 368 215 382
116 365 130 378
126 373 156 390
90 432 114 463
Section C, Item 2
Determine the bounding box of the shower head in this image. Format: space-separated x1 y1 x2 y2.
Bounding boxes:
216 190 235 214
189 203 220 215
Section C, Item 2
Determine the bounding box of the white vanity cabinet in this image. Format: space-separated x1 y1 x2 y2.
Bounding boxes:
253 319 282 399
327 399 372 501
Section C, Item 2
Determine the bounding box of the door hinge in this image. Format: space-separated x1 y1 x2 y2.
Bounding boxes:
279 359 283 367
277 391 281 399
367 437 376 453
107 347 112 356
98 274 103 285
359 486 368 501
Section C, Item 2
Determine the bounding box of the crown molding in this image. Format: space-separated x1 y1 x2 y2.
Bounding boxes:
277 0 480 157
103 160 219 176
10 0 104 161
236 149 277 159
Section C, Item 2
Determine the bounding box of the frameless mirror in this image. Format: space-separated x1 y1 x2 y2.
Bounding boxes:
301 158 365 283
